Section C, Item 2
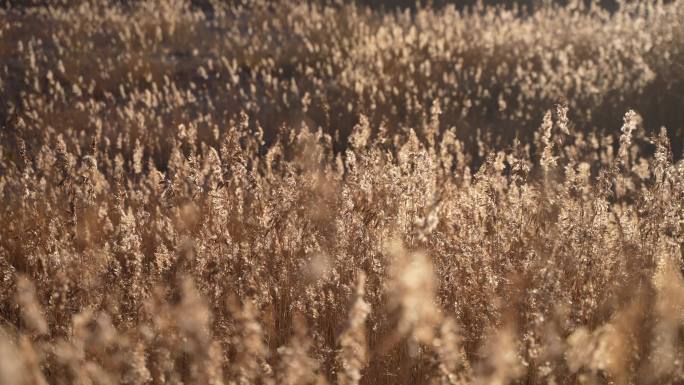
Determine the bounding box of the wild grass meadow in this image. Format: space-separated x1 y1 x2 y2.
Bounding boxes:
1 1 683 384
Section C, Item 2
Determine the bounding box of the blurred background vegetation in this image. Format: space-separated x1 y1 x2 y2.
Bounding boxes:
1 0 682 163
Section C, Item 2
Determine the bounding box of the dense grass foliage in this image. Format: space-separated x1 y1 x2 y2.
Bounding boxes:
1 1 683 384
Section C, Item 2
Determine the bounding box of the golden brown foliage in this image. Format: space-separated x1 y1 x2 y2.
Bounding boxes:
1 1 684 384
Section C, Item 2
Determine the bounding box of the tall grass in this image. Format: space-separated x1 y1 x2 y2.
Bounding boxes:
1 1 683 384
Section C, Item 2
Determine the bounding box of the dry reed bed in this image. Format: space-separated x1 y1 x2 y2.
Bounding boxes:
1 1 684 384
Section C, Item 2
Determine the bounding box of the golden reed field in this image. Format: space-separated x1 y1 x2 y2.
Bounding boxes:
1 1 683 384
